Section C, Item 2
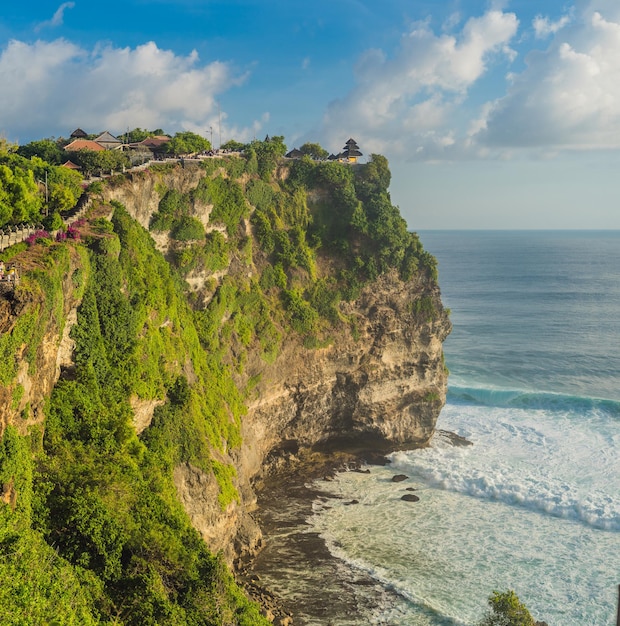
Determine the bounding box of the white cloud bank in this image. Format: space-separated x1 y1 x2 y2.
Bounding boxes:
474 4 620 152
0 38 257 143
320 9 518 159
321 1 620 161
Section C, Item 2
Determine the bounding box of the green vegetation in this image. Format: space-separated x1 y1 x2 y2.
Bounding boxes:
68 148 129 178
0 146 83 227
123 127 166 144
0 133 444 624
16 138 66 165
299 142 329 160
198 175 249 236
165 131 211 155
478 590 537 626
246 135 287 181
0 207 270 624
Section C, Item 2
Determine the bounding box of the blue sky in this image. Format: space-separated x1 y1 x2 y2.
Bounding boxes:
2 0 620 229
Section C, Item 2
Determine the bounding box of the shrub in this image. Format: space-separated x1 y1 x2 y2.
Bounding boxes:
43 211 64 231
170 215 205 241
25 230 51 246
478 590 536 626
282 288 318 335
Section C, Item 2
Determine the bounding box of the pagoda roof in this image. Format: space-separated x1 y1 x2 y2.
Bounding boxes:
345 138 360 147
70 128 88 138
285 148 304 159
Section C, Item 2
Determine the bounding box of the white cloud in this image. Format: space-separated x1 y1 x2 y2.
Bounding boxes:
320 9 518 159
0 38 258 143
475 5 620 151
533 13 572 39
35 2 75 32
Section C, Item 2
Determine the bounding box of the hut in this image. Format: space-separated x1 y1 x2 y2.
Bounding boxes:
61 160 82 171
138 136 171 152
285 148 304 159
70 128 88 140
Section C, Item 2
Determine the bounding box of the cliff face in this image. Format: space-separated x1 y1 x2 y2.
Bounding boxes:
243 271 448 462
101 163 451 564
0 245 84 438
0 157 450 600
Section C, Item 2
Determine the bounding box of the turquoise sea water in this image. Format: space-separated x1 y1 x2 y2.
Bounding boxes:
309 231 620 625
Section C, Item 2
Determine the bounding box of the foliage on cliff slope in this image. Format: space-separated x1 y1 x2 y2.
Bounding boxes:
0 143 442 624
0 213 268 624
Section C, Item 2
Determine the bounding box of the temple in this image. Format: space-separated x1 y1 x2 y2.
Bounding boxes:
339 138 363 163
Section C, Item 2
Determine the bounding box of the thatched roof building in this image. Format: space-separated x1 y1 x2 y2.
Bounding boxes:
70 128 88 139
285 148 304 159
340 138 363 162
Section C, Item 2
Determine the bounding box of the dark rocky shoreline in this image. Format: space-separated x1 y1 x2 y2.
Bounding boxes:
237 449 403 625
238 432 473 625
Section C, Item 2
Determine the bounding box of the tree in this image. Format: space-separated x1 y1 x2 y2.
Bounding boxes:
479 590 536 626
248 135 287 181
0 136 17 154
68 149 129 177
165 131 211 155
48 166 83 209
123 128 167 143
354 153 391 202
299 142 328 160
17 139 65 165
0 162 42 224
220 139 246 152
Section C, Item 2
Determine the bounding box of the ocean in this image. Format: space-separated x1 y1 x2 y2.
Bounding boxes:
301 231 620 625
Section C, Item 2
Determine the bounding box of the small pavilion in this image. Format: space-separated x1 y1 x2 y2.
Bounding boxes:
70 128 88 140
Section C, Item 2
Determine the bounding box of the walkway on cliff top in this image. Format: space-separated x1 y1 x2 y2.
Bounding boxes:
0 152 240 253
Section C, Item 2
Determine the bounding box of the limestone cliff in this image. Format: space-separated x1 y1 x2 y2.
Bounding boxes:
0 154 450 623
0 244 85 438
101 160 451 565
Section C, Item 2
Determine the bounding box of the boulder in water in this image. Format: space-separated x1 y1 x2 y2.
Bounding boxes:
392 474 408 483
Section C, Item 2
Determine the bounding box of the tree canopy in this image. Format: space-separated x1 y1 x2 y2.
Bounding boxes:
479 590 537 626
165 131 211 155
123 127 166 143
300 142 329 160
220 139 246 152
16 139 65 165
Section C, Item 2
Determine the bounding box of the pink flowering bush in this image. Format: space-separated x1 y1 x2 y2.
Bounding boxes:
66 225 81 240
26 230 52 246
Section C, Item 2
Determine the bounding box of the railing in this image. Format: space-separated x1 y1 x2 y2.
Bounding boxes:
1 154 236 252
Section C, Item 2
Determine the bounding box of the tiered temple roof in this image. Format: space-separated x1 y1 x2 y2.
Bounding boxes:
340 138 363 161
